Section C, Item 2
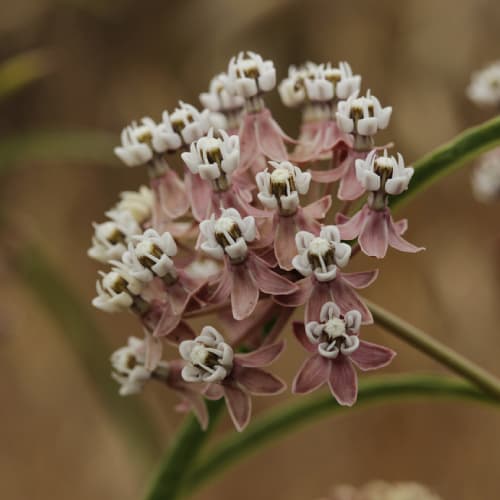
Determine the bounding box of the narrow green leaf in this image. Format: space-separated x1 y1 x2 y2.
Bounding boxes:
12 243 161 459
182 374 497 496
0 49 54 100
392 115 500 210
0 130 117 175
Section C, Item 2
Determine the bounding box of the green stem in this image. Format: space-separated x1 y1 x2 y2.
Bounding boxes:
145 400 224 500
183 374 497 496
392 115 500 210
367 300 500 399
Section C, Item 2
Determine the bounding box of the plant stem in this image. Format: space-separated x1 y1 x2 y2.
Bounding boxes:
392 115 500 210
182 374 497 496
367 300 500 399
145 400 224 500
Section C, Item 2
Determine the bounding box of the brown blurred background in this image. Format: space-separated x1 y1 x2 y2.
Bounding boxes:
1 0 500 499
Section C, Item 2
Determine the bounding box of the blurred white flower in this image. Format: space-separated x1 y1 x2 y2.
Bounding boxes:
467 61 500 107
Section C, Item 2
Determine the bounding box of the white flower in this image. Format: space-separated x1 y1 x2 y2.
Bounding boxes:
111 336 168 396
227 51 276 98
179 326 234 383
115 186 153 224
200 72 245 112
355 149 414 195
336 90 392 136
471 148 500 203
305 302 361 359
467 61 500 107
256 160 311 214
88 210 141 264
114 118 158 167
292 226 351 282
122 229 178 283
154 102 210 152
199 208 256 262
92 264 144 313
181 129 239 181
278 65 310 108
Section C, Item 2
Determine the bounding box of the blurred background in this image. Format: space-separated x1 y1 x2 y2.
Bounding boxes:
1 0 500 498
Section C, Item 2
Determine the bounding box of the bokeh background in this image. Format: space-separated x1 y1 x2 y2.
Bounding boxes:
1 0 500 499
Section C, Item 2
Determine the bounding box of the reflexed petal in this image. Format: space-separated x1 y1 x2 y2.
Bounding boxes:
153 305 181 338
328 356 358 406
248 254 297 295
358 209 389 258
167 321 196 344
255 109 290 161
387 214 425 254
305 281 335 323
274 276 312 307
234 366 286 395
231 263 259 320
236 340 285 367
179 388 209 430
204 383 225 400
185 170 213 221
340 269 379 289
329 278 373 324
292 321 317 353
351 340 396 371
275 215 299 270
301 195 332 220
152 168 190 219
144 334 163 371
337 154 365 201
310 159 349 183
292 354 330 394
337 205 368 240
224 383 252 432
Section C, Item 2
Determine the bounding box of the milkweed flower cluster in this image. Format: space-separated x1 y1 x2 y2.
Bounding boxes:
89 51 425 432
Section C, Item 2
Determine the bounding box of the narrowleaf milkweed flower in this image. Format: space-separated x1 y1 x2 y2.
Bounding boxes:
112 336 209 429
292 302 395 406
337 150 424 258
181 129 254 221
199 208 297 320
227 51 294 175
200 72 245 134
467 60 500 107
120 228 204 339
179 326 286 431
255 159 332 269
275 226 377 323
312 90 392 201
471 147 500 203
280 61 360 163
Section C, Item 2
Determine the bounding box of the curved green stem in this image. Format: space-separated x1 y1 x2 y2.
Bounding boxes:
145 400 224 500
367 300 500 399
392 115 500 210
182 374 497 496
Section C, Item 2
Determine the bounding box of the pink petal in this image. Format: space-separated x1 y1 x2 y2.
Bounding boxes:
239 114 259 171
204 383 225 400
310 159 349 183
207 267 232 304
230 262 260 320
301 195 332 220
292 321 317 353
248 254 297 295
339 269 379 289
144 333 163 371
328 356 358 406
329 278 373 324
392 218 408 235
289 123 324 163
235 340 285 367
296 208 322 235
306 280 335 323
292 353 330 394
234 366 286 395
153 305 181 338
179 388 209 430
350 340 396 371
185 170 212 221
337 155 365 201
256 113 288 161
337 205 368 240
223 383 252 432
167 321 196 344
151 168 190 219
358 209 389 258
387 214 425 254
166 280 191 316
274 215 299 271
273 276 312 307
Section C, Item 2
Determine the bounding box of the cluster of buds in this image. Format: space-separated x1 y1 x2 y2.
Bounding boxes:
90 51 425 432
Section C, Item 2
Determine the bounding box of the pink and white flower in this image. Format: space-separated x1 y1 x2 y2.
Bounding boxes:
292 302 395 406
181 129 253 220
337 150 424 258
199 208 297 320
255 160 332 269
275 226 377 323
180 326 286 431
